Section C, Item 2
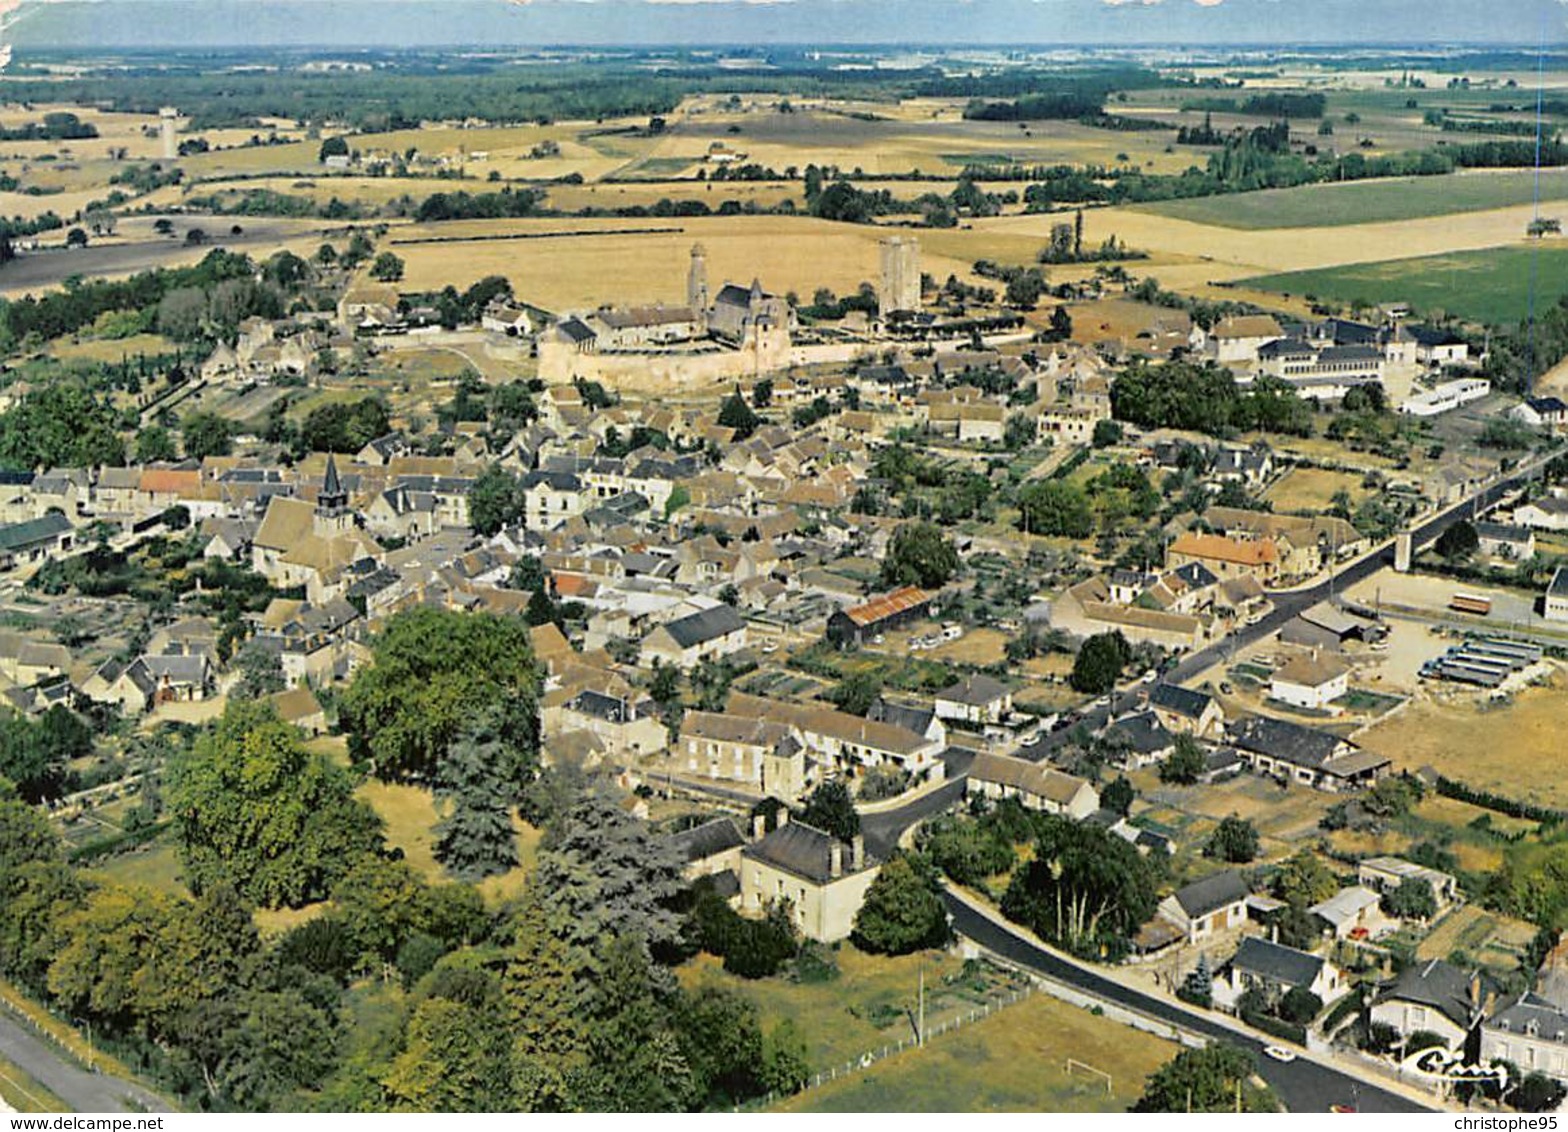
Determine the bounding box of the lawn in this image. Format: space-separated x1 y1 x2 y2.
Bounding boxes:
677 946 977 1072
49 333 179 364
83 838 190 899
355 779 541 903
1240 245 1568 326
390 213 977 313
1134 168 1568 230
774 992 1178 1113
1262 467 1368 514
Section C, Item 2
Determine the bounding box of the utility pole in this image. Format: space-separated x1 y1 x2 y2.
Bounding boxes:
918 962 926 1048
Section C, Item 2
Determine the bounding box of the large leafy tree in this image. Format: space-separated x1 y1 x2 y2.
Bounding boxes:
880 521 959 590
717 387 760 440
182 411 235 460
434 711 521 882
1134 1043 1276 1113
799 779 860 841
1204 816 1260 864
468 463 527 536
1001 814 1159 957
338 608 541 784
1070 631 1130 695
166 701 384 907
1273 849 1339 908
384 997 510 1112
1018 480 1093 538
531 782 686 967
852 852 952 955
1159 734 1208 786
0 705 93 803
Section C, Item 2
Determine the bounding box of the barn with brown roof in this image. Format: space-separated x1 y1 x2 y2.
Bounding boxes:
826 585 934 647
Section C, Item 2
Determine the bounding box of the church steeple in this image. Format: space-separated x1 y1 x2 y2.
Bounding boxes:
313 453 351 537
318 454 346 515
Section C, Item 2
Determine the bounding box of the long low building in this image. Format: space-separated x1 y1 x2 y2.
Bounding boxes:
965 752 1098 818
1398 378 1490 418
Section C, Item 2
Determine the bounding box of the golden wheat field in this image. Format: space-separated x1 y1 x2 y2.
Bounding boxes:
390 213 976 310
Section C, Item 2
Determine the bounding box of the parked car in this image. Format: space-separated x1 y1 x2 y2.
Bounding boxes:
1263 1046 1297 1064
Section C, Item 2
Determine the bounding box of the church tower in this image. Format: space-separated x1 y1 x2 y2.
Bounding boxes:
313 454 352 538
687 243 709 328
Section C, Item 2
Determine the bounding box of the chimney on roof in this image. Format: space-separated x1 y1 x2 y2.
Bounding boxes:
1471 972 1482 1008
752 813 766 841
777 807 789 827
851 833 865 872
829 839 843 879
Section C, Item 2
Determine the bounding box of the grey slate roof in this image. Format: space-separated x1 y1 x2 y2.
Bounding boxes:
669 818 745 865
742 821 868 884
1487 992 1568 1041
0 512 71 552
1171 870 1250 919
1107 710 1175 756
662 604 745 649
937 673 1009 707
1149 682 1215 721
1230 936 1325 988
1380 958 1487 1031
1230 715 1345 769
869 698 938 737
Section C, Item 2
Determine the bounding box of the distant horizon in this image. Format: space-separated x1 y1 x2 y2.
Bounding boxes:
7 0 1568 52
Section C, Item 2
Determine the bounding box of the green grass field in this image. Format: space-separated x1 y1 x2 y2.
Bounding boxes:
678 947 975 1072
774 992 1178 1113
1135 169 1568 230
1241 244 1568 324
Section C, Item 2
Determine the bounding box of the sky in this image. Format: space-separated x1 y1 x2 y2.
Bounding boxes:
9 0 1568 49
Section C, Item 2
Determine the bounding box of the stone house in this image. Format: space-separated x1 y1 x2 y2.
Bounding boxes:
739 815 879 943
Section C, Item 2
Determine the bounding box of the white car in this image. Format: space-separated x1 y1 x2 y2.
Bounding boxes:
1263 1045 1297 1064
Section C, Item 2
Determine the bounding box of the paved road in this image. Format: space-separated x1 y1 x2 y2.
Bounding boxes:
1169 447 1564 686
0 1012 169 1113
943 895 1431 1115
861 752 973 859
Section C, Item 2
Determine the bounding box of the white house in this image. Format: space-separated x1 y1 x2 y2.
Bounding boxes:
1156 870 1250 946
1546 567 1568 624
934 674 1012 725
1217 936 1347 1014
1515 495 1568 532
1270 652 1350 711
1371 959 1490 1052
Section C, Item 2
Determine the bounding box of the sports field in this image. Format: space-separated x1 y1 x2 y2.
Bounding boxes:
1241 244 1568 325
1135 169 1568 230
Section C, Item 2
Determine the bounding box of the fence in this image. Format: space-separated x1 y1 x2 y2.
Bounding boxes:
0 983 93 1075
738 982 1036 1111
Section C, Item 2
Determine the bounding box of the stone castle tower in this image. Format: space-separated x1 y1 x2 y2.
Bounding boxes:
159 107 180 161
878 236 920 316
687 243 709 328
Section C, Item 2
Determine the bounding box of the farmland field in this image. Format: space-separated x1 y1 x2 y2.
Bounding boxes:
1241 245 1568 325
774 992 1178 1113
1135 169 1568 230
1358 676 1568 809
389 214 976 311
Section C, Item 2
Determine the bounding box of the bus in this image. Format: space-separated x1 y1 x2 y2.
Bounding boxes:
1449 593 1493 616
